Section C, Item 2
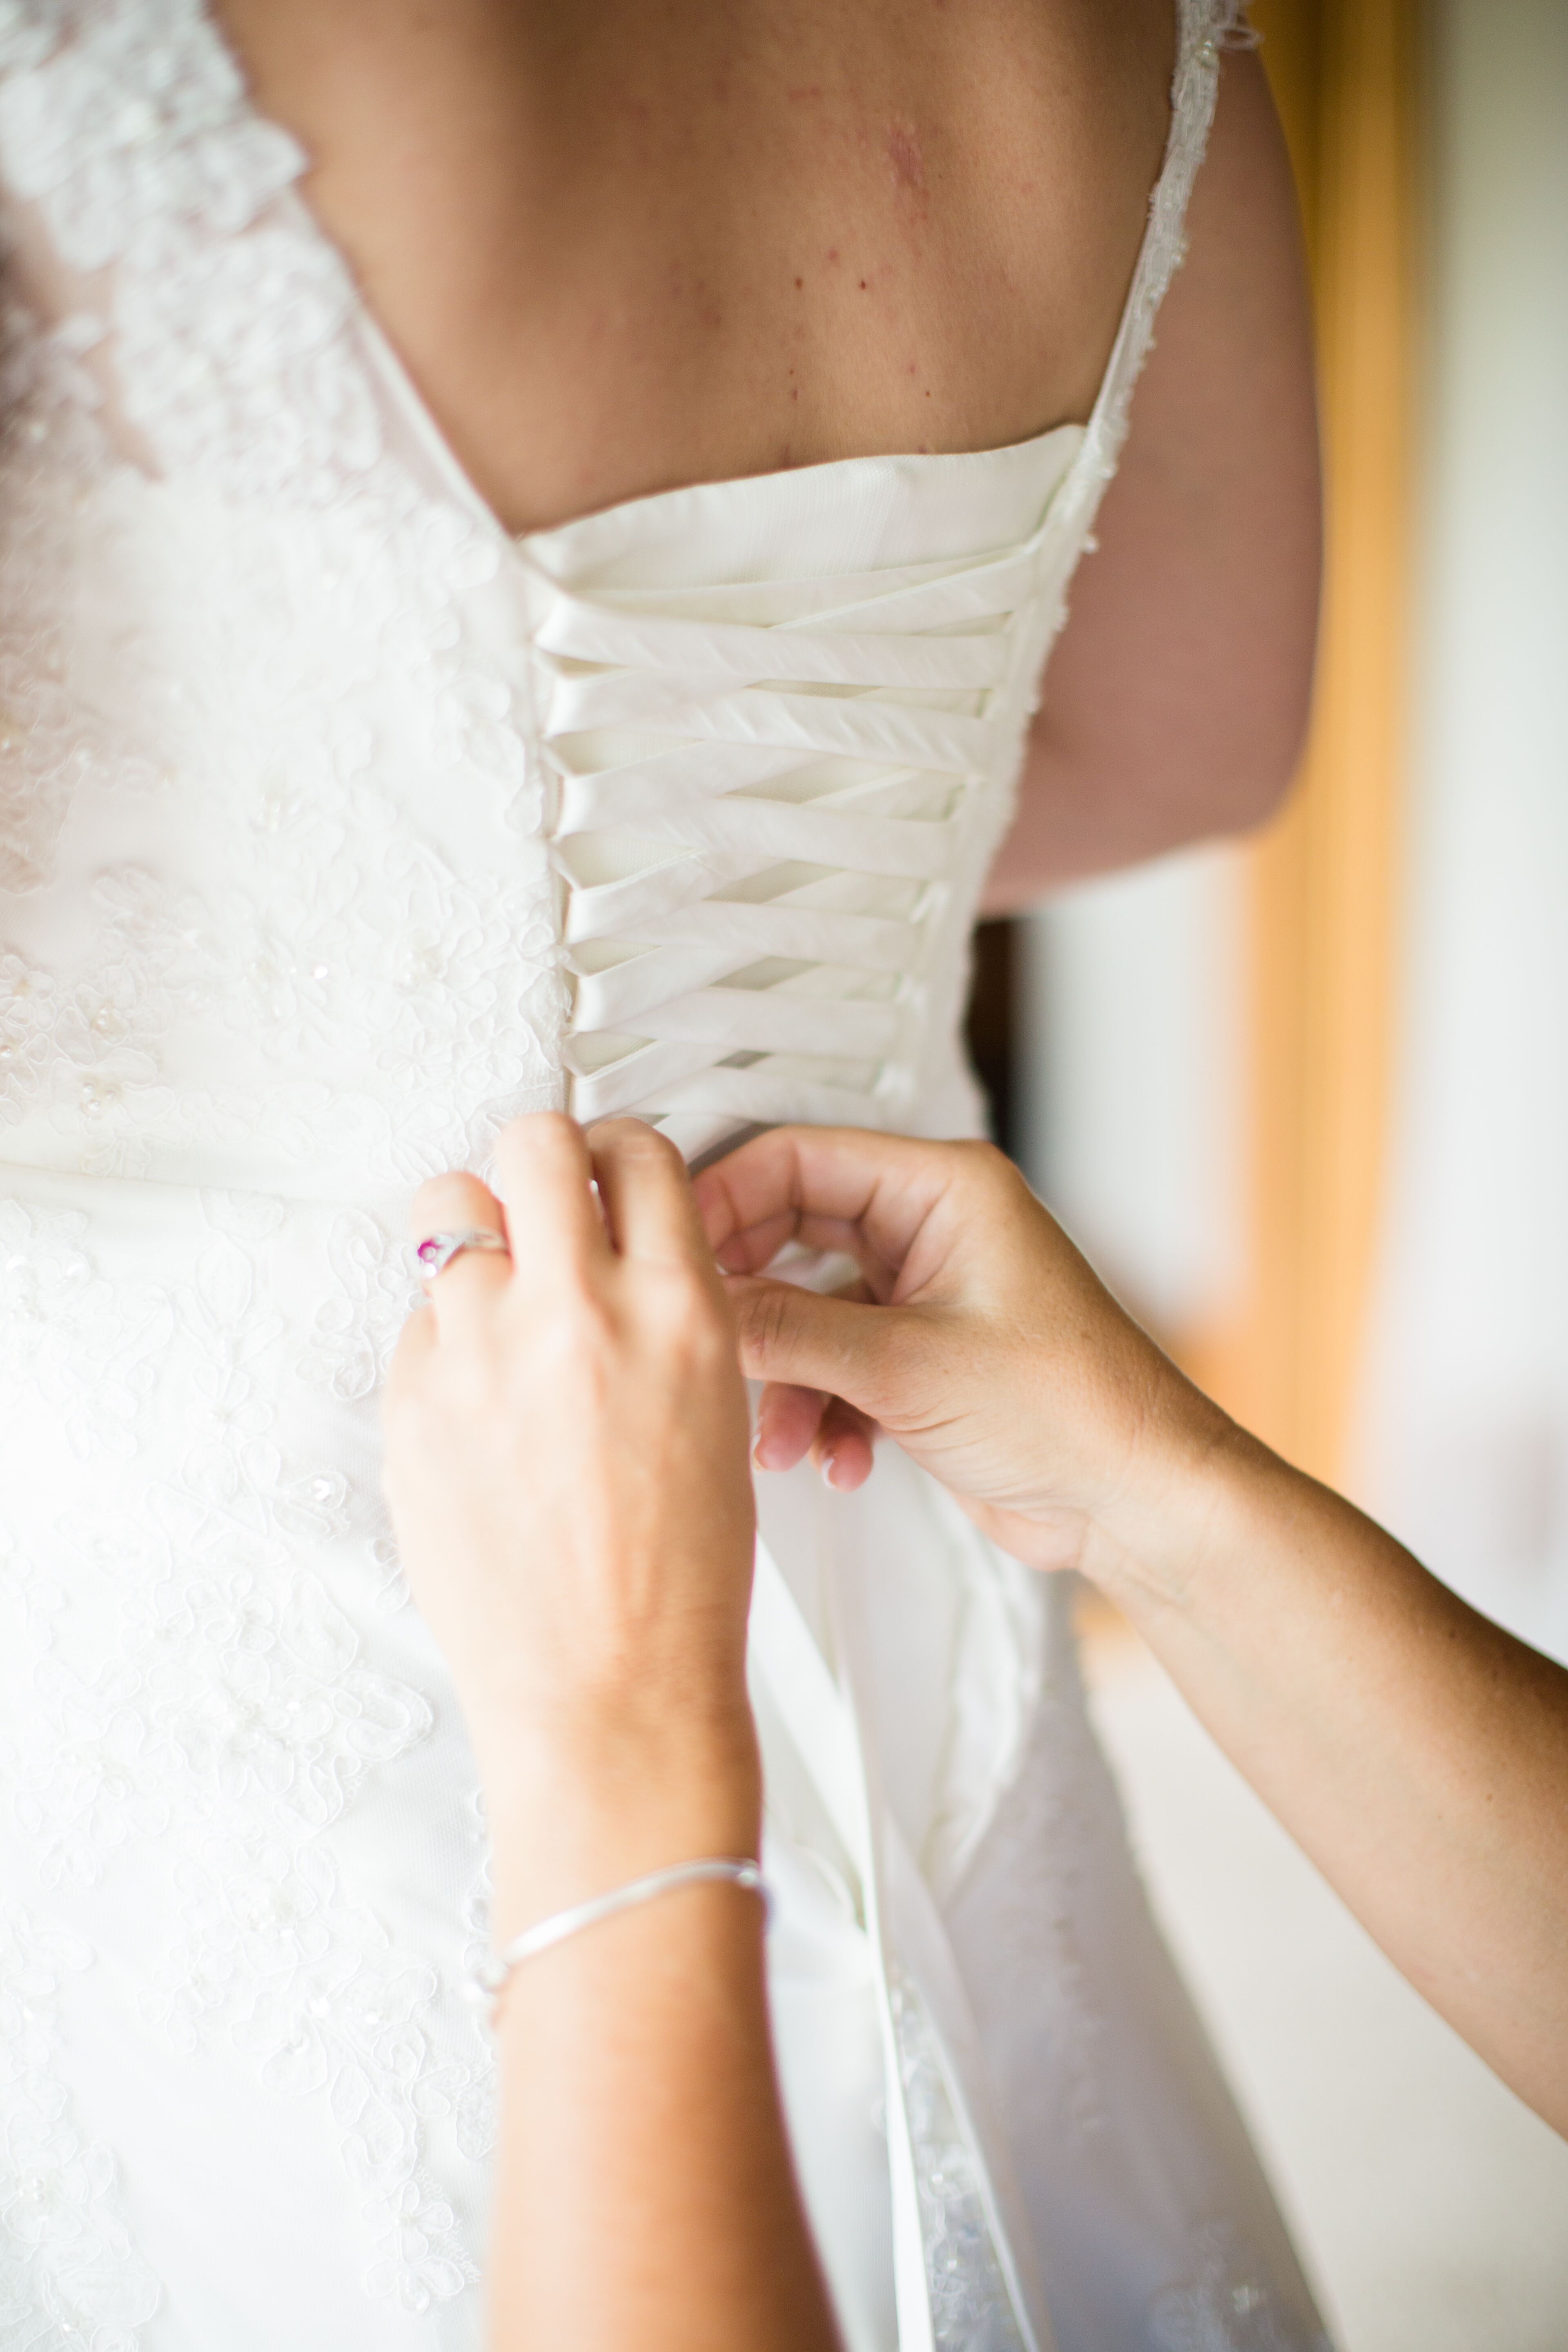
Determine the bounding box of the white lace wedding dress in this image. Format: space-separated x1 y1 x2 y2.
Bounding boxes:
0 4 1332 2348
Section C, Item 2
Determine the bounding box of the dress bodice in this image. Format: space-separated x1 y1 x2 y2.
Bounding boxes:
527 430 1083 1165
0 0 1234 1198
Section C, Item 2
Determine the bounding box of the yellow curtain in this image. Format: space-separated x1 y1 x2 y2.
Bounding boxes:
1185 0 1421 1481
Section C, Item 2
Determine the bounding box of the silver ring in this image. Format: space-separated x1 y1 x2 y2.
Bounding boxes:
414 1227 510 1285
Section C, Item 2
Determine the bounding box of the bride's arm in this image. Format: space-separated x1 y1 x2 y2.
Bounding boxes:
384 1118 840 2352
983 51 1321 909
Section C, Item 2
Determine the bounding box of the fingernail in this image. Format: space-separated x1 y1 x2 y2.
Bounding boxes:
819 1451 839 1488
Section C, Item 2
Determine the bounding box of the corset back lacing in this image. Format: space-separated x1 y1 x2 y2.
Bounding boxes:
528 533 1054 1150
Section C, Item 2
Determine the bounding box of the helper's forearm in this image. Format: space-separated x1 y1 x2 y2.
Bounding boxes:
1115 1433 1568 2134
485 1750 840 2352
712 1125 1568 2125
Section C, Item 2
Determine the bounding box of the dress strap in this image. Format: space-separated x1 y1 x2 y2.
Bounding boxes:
1045 0 1252 569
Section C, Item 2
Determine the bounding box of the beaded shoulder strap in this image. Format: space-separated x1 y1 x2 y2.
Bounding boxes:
1053 0 1257 550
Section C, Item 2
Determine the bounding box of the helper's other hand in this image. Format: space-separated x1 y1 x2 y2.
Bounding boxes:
385 1115 759 1905
696 1127 1228 1591
704 1129 1568 2145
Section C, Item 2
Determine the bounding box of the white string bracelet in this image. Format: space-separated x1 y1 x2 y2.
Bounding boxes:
472 1857 770 2022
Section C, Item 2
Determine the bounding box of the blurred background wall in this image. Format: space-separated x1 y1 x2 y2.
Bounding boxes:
971 3 1568 2341
999 0 1568 1664
1357 0 1568 1669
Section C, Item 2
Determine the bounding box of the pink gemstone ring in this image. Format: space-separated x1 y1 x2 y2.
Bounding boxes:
414 1227 510 1285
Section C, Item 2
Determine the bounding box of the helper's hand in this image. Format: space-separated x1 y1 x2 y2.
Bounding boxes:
696 1127 1229 1591
717 1132 1568 2149
385 1116 759 1924
389 1120 842 2349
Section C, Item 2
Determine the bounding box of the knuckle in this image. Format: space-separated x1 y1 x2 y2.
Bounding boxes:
647 1265 729 1359
410 1167 497 1236
559 1273 617 1338
951 1137 1005 1184
951 1137 1022 1210
499 1109 576 1163
534 1285 617 1380
594 1116 679 1172
646 1259 702 1324
684 1296 733 1370
745 1281 795 1358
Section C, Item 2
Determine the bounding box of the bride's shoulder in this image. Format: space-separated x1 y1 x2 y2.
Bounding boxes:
211 0 1183 530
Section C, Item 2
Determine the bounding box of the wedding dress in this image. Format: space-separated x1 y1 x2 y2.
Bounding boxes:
0 3 1332 2347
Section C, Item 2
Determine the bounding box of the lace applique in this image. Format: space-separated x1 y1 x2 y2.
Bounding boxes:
0 303 129 901
0 1901 164 2346
964 1628 1109 2145
143 1836 478 2312
0 950 54 1106
891 1971 1029 2352
412 1786 499 2170
1056 0 1244 547
0 1195 492 2314
1 276 561 1175
0 13 534 2306
300 1211 420 1408
7 1496 433 1893
0 281 563 1183
28 871 194 1178
0 0 297 263
0 0 368 504
0 3 563 1189
0 1192 171 1452
1150 2221 1321 2352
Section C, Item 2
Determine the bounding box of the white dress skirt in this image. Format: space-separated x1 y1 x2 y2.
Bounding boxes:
0 2 1332 2346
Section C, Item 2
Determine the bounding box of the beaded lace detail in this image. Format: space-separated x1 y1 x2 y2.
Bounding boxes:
0 0 562 1195
0 1188 489 2320
891 1970 1029 2352
0 1902 164 2347
0 5 532 2314
1151 2221 1329 2352
959 1619 1113 2148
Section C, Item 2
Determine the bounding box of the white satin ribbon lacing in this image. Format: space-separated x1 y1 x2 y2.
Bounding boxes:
748 1540 1054 2352
530 538 1051 1147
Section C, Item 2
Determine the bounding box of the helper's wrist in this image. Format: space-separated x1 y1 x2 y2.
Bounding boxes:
1074 1366 1251 1621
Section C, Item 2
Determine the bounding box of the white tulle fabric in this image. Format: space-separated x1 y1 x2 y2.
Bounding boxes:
0 3 1332 2349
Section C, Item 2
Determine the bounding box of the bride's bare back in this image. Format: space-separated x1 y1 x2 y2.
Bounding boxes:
221 0 1172 532
220 0 1318 906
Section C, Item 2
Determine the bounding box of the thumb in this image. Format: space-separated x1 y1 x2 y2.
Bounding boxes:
726 1276 897 1412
